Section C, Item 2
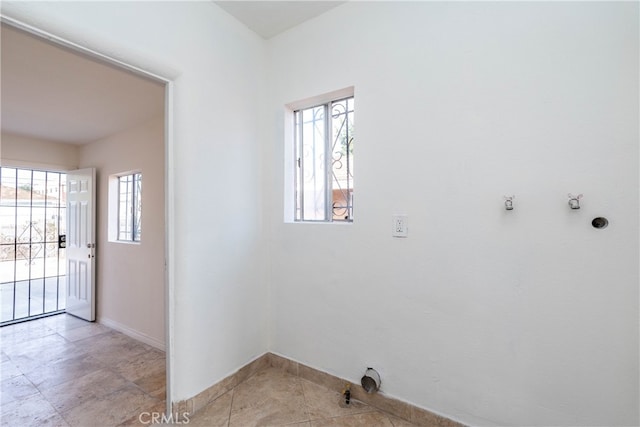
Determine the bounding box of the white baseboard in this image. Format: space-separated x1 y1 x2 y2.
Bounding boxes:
98 316 165 351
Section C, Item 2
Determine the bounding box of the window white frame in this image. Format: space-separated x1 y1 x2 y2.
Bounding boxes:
284 86 354 223
108 172 142 243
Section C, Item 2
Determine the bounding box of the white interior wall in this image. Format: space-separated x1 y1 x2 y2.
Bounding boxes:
0 132 79 171
1 0 269 402
78 115 165 348
265 3 639 426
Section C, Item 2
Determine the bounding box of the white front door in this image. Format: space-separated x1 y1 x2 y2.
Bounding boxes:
66 168 96 321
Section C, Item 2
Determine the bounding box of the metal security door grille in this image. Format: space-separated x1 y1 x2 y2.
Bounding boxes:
0 167 67 326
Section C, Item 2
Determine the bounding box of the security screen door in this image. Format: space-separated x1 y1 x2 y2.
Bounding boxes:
0 167 68 325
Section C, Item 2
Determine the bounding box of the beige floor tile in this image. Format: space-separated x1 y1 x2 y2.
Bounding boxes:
301 380 373 421
23 353 105 391
10 340 88 374
411 406 465 427
80 332 154 367
229 368 309 426
309 411 395 427
2 316 169 427
61 383 162 427
117 400 167 426
350 387 413 422
0 392 69 427
111 348 165 382
298 364 344 394
133 369 166 400
74 330 133 351
192 371 236 414
0 361 22 381
2 333 68 358
40 368 130 413
387 414 419 427
0 320 55 345
40 314 90 332
0 374 39 404
56 323 111 342
188 390 233 427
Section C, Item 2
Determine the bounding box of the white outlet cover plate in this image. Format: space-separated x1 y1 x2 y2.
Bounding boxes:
392 214 408 237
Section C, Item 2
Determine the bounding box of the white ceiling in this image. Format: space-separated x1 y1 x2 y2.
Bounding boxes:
214 1 346 39
0 2 342 145
1 24 165 145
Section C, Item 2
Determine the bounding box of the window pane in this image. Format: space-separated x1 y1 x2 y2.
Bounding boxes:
14 246 30 284
293 95 354 223
117 174 142 242
0 282 14 322
0 254 15 285
134 173 142 241
32 171 47 209
44 276 60 312
58 207 66 237
58 247 66 277
330 97 354 221
45 243 58 275
16 169 32 208
0 168 17 207
16 207 31 243
0 206 16 245
299 105 327 221
29 278 44 316
45 212 59 243
45 172 63 208
13 280 29 319
30 243 45 280
294 111 303 220
30 208 46 243
118 175 133 241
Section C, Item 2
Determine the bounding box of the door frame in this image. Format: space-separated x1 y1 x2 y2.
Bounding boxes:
0 15 176 414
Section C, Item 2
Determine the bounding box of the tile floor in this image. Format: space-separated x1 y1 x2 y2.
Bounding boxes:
1 314 419 427
1 314 165 427
185 367 419 427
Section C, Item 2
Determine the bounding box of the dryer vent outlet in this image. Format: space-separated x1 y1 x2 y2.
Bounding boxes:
361 368 381 394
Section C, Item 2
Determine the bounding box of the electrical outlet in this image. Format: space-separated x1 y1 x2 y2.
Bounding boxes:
392 214 408 237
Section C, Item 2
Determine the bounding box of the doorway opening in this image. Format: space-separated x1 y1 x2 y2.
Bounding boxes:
1 15 174 409
0 166 68 325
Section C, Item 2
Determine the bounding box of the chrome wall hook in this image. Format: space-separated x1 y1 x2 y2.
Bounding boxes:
568 193 583 209
504 195 515 211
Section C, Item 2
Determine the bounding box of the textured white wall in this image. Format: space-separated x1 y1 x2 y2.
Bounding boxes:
1 0 269 402
79 115 165 348
265 3 639 426
1 132 79 171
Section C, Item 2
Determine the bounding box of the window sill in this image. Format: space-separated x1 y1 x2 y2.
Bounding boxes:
286 221 353 226
109 239 141 245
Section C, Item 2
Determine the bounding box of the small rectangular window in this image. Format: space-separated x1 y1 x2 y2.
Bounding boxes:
117 173 142 242
294 96 354 222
